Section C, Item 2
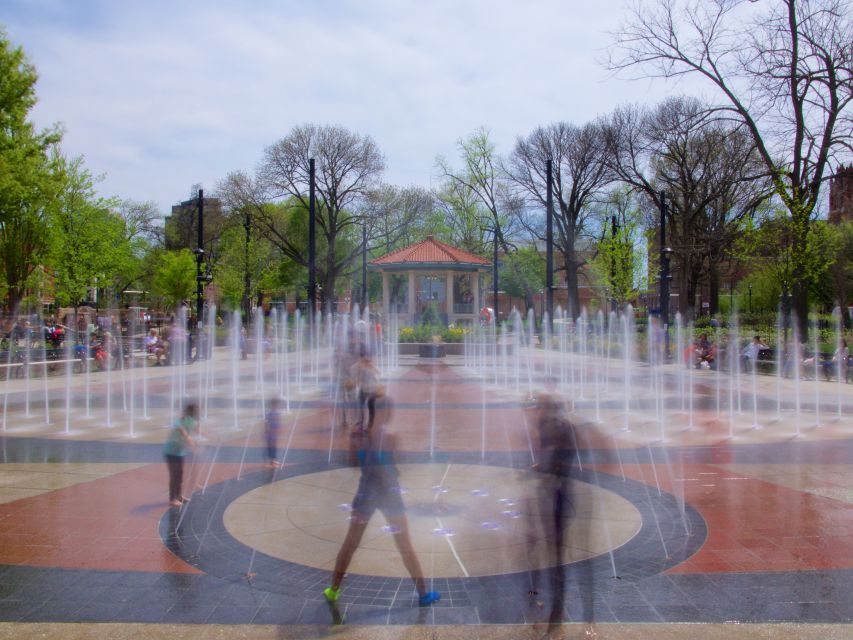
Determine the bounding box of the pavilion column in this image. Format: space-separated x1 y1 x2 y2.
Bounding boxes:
382 271 390 321
471 271 479 315
446 271 454 323
407 271 416 322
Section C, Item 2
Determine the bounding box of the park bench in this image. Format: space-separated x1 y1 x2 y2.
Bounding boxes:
0 347 87 376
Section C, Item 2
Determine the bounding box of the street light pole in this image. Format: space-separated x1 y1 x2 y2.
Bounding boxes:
545 159 554 325
242 208 251 320
748 284 752 314
611 214 618 314
659 191 672 357
361 223 367 309
493 230 499 319
307 158 316 324
194 189 206 359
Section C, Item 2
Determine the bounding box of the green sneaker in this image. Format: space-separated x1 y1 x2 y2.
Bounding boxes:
323 586 340 602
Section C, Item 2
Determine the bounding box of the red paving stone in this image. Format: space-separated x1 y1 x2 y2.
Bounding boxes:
0 463 270 573
2 360 853 606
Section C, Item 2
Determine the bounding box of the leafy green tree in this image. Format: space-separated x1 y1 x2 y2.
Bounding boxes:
0 31 63 312
213 225 280 311
433 178 491 254
152 249 196 310
436 128 523 256
500 246 545 311
825 221 853 319
49 156 127 317
589 222 646 311
736 209 841 319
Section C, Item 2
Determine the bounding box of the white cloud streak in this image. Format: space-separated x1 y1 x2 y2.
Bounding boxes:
2 0 688 215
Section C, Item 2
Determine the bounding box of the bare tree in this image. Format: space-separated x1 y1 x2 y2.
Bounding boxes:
506 122 613 318
249 124 385 310
605 98 771 317
362 184 434 254
609 0 853 335
118 199 163 246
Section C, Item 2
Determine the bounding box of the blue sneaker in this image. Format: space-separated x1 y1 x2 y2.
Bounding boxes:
418 591 440 606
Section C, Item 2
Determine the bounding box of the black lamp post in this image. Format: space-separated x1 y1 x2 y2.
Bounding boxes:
659 191 672 357
748 284 752 314
545 159 554 325
361 223 368 309
194 189 209 360
242 207 251 321
307 158 316 324
481 226 499 320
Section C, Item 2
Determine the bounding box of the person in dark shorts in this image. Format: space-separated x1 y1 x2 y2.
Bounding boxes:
163 403 199 507
323 391 440 607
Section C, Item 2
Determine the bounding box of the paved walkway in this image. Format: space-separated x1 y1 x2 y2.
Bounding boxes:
0 347 852 637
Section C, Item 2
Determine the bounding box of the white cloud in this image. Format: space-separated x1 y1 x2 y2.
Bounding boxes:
2 0 690 216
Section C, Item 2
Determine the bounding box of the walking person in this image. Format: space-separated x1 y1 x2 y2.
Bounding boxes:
350 347 380 432
164 403 199 507
334 332 358 431
265 397 282 468
323 391 440 607
528 378 595 636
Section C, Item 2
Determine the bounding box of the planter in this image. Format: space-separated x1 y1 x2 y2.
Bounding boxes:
418 343 446 358
397 342 464 356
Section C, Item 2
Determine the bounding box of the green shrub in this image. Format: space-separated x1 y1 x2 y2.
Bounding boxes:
419 303 442 327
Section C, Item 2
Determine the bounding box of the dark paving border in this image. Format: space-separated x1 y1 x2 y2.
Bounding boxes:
2 563 853 624
5 430 853 466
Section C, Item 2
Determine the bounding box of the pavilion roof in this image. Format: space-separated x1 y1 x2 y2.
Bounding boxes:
370 236 490 267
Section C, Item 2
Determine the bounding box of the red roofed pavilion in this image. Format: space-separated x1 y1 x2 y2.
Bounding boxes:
369 236 491 325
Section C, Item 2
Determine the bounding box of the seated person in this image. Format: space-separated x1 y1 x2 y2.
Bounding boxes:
817 338 849 381
145 329 166 365
741 335 768 373
702 341 718 369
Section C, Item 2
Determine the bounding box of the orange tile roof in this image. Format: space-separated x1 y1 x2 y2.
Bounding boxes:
370 236 491 266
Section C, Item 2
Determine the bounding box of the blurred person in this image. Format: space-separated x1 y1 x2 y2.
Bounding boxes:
806 337 849 381
350 347 380 432
145 328 166 365
334 331 358 430
164 403 199 507
323 390 440 607
528 377 595 635
265 397 282 468
94 331 118 371
741 335 768 373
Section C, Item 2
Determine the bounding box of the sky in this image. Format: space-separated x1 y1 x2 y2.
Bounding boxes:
1 0 688 218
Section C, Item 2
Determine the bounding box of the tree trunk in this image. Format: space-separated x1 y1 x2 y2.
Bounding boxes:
565 255 580 320
792 280 809 343
677 261 690 317
523 289 535 313
685 272 698 322
6 287 24 317
791 219 809 341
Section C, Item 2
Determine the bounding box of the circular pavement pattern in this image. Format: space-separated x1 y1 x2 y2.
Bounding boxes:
223 463 643 578
161 454 707 607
